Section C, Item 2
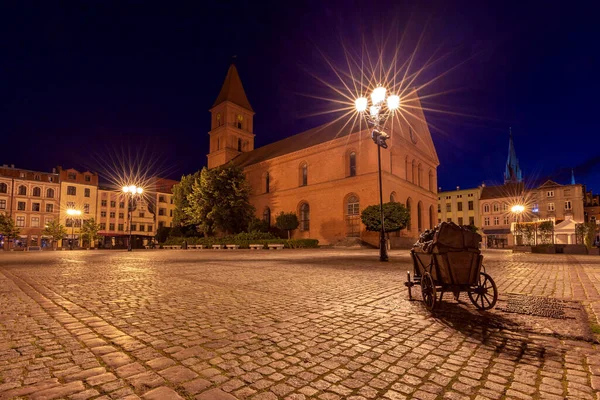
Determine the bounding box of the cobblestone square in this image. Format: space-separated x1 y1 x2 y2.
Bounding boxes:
1 249 599 399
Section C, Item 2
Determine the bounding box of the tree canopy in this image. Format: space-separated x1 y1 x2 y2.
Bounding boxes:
275 212 299 239
172 171 201 227
185 163 255 235
81 218 102 248
0 214 21 249
41 220 67 248
360 202 410 233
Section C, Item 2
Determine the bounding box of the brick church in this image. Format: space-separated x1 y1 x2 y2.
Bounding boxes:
207 64 439 247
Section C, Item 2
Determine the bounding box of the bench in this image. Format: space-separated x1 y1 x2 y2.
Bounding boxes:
164 245 182 250
268 244 285 250
225 244 240 250
28 246 42 251
212 244 224 249
249 244 264 250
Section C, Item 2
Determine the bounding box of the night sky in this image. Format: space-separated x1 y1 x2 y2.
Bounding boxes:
2 1 598 193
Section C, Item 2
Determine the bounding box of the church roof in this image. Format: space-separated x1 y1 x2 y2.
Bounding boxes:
213 63 253 111
537 180 562 188
232 118 360 168
504 128 523 184
480 182 525 200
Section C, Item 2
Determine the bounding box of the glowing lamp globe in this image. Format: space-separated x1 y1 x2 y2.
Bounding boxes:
355 97 368 112
371 87 386 105
128 185 136 193
511 205 525 213
136 187 143 194
387 95 400 110
122 186 129 193
369 106 379 118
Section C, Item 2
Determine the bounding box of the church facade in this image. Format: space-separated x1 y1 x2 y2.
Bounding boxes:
207 64 439 247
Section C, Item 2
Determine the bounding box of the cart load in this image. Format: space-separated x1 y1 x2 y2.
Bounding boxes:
406 222 497 311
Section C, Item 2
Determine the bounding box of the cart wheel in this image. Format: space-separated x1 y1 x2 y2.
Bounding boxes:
421 272 437 311
468 272 498 310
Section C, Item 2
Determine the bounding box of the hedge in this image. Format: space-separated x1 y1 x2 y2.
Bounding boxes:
164 236 319 249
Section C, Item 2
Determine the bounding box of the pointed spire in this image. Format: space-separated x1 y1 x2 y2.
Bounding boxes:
504 127 523 184
213 63 253 111
571 168 576 185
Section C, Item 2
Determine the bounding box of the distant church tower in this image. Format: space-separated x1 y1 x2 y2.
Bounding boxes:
504 128 523 184
207 63 255 169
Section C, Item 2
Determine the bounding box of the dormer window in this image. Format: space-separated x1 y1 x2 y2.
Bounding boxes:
68 172 76 180
237 114 243 129
85 175 91 182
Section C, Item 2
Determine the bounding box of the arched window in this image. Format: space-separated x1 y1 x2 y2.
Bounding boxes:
429 205 434 229
300 162 308 186
411 160 416 183
237 114 243 129
265 172 270 194
0 182 7 194
418 164 422 187
33 187 41 197
18 185 26 196
428 170 434 192
406 198 412 231
390 192 396 202
263 207 271 225
216 112 222 127
46 188 55 198
349 152 356 177
417 201 423 232
405 156 409 181
493 203 500 212
345 194 360 237
237 138 242 152
300 203 310 231
484 204 490 213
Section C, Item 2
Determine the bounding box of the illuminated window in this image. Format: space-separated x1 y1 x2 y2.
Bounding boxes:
16 216 25 227
0 200 6 209
31 217 40 227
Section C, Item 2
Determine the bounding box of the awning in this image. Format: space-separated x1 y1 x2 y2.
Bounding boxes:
482 229 511 235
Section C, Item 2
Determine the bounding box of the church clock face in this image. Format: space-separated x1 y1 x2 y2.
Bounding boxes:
409 127 417 144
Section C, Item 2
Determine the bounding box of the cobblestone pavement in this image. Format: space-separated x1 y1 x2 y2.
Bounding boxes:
0 249 599 400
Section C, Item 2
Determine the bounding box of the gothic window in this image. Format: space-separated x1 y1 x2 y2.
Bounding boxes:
265 172 270 194
46 188 54 198
345 195 360 237
263 207 271 225
237 114 243 129
349 152 356 177
32 187 41 197
0 183 7 193
412 160 416 183
390 192 396 202
300 203 310 231
300 162 308 186
405 157 409 181
418 164 422 187
216 112 222 126
18 185 27 196
429 205 434 229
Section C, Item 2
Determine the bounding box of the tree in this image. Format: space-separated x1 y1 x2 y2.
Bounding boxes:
0 214 21 250
81 218 102 248
172 171 201 227
248 217 270 233
41 220 67 250
537 221 554 245
275 212 299 239
155 226 172 243
361 202 410 233
186 163 255 235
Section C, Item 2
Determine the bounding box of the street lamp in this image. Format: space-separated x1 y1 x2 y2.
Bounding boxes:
122 185 143 251
355 86 401 262
511 204 525 246
66 209 82 250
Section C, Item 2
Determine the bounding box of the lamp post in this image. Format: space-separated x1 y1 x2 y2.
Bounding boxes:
355 87 400 262
511 204 525 246
123 185 143 251
66 209 82 250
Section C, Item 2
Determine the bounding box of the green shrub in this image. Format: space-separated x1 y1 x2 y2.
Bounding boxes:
162 236 318 249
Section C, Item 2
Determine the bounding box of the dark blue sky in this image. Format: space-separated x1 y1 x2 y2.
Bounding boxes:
2 1 598 192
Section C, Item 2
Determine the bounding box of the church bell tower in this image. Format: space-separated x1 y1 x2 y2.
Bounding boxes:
207 63 255 169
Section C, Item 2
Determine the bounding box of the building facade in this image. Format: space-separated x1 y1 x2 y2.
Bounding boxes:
96 188 128 248
149 177 177 230
208 64 439 246
584 189 600 226
58 167 99 248
437 186 482 228
0 164 60 248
